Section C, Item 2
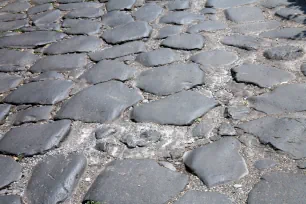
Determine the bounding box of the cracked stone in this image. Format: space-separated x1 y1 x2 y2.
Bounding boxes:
120 134 139 148
160 11 205 25
136 48 179 67
156 25 182 39
95 127 117 140
161 33 205 50
222 35 262 51
0 73 22 93
95 137 124 157
191 50 238 67
0 156 22 188
133 3 163 22
140 130 161 143
106 0 136 12
101 11 134 28
174 191 232 204
225 6 264 23
13 106 53 125
263 45 304 60
187 20 227 33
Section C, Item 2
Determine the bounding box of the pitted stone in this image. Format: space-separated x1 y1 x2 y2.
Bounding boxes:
187 20 227 33
225 6 264 23
0 73 22 93
62 19 102 35
64 7 103 18
191 50 238 67
14 106 53 125
263 45 304 60
0 156 22 188
174 191 232 204
133 3 163 22
160 11 205 25
101 11 134 28
156 25 182 39
222 35 262 50
136 48 179 67
161 33 205 50
106 0 136 12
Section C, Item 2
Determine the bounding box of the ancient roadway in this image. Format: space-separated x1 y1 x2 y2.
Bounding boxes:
0 0 306 203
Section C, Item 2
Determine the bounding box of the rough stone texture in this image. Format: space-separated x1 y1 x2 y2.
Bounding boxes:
247 172 306 204
133 3 163 22
64 7 103 18
0 73 22 93
231 20 281 34
101 11 134 28
219 123 236 136
156 25 182 39
0 120 71 156
80 60 137 84
0 104 11 122
247 84 306 114
83 159 188 204
222 35 262 51
132 91 218 125
191 50 238 67
174 191 232 204
183 137 248 187
238 117 306 159
225 7 264 23
167 0 190 11
25 154 87 204
136 63 205 95
160 11 205 25
102 21 152 44
225 106 250 120
260 28 306 40
187 20 227 33
56 81 143 123
13 106 53 125
4 80 73 105
232 64 295 88
254 159 277 170
206 0 259 8
106 0 136 12
161 34 205 50
0 195 22 204
263 46 304 60
62 19 102 35
89 41 146 61
136 48 179 67
192 120 214 139
0 156 22 188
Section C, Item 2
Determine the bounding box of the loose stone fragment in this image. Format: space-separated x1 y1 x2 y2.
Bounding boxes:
232 64 295 88
160 11 205 25
0 104 11 122
89 41 146 61
206 0 259 8
225 6 264 23
219 123 236 136
4 80 73 105
58 2 102 11
0 19 28 32
231 20 281 34
0 156 22 188
44 36 103 54
187 20 227 33
247 172 306 204
56 81 143 123
254 159 277 170
183 137 248 187
83 159 188 204
174 191 232 204
133 3 163 22
64 7 103 18
95 127 117 139
263 45 304 60
191 50 238 67
63 19 102 35
0 1 31 13
297 161 306 169
0 73 22 93
156 25 182 39
222 35 262 51
136 63 205 95
167 0 190 11
0 120 71 156
102 21 152 44
161 33 205 50
106 0 136 11
0 31 66 48
27 3 53 15
247 84 306 114
101 11 134 28
30 54 87 72
30 71 64 81
0 13 27 22
260 28 306 40
80 60 137 84
225 106 250 120
192 120 214 139
136 48 179 67
0 195 22 204
25 154 87 204
132 91 218 125
31 10 61 26
14 106 53 125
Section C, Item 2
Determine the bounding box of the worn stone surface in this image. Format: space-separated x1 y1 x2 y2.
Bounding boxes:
0 195 22 204
136 48 179 67
62 19 102 35
132 91 218 125
263 46 304 60
31 10 61 26
167 0 190 11
0 13 27 22
106 0 136 12
231 20 281 34
83 159 188 204
225 106 250 120
133 3 163 22
187 20 227 33
30 71 64 81
261 0 291 8
301 63 306 76
136 63 205 95
161 33 205 50
260 28 306 40
225 6 264 23
175 191 232 204
206 0 259 8
64 7 103 18
0 156 22 188
56 81 143 123
219 122 236 136
28 3 53 15
191 50 238 66
26 154 86 204
0 73 22 93
0 19 28 32
160 11 205 25
101 11 134 28
1 1 31 13
254 159 277 170
0 104 11 122
192 120 214 139
276 7 306 25
13 106 53 125
222 35 262 51
0 120 71 156
58 2 102 11
156 25 182 39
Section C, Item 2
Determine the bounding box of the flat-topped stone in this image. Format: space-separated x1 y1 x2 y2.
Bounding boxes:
206 0 259 8
260 28 306 40
261 0 291 8
225 6 264 23
0 120 71 156
30 71 64 82
0 1 31 13
106 0 136 11
231 20 281 34
187 20 227 33
0 73 22 93
161 33 205 50
156 25 182 39
0 49 39 70
0 195 22 204
132 91 218 125
254 159 277 170
31 10 61 26
14 106 53 125
27 3 53 15
222 35 262 50
191 50 238 67
101 11 134 28
4 80 73 105
175 191 232 204
0 13 27 22
133 3 163 22
62 19 102 35
136 48 179 67
263 45 304 60
83 159 188 204
276 7 306 24
0 19 28 32
64 7 103 18
167 0 190 11
58 2 102 11
160 11 205 25
0 156 22 188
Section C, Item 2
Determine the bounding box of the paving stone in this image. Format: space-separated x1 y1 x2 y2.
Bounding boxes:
58 2 102 11
83 159 188 204
200 8 216 14
247 172 306 203
56 81 143 123
101 11 134 28
219 123 236 136
225 106 250 120
275 7 306 24
0 120 71 156
231 20 282 34
159 161 176 171
191 50 238 67
136 48 179 67
0 1 31 13
28 3 53 15
0 31 66 48
0 73 22 93
260 28 306 40
248 84 306 114
0 195 22 204
0 156 22 188
133 3 163 22
187 20 227 33
26 153 86 204
161 33 205 50
167 0 190 10
30 54 87 73
106 0 136 11
136 63 205 95
156 25 182 39
89 41 146 61
132 91 217 125
32 0 55 4
44 36 103 55
80 60 137 84
261 0 291 8
297 161 306 169
95 127 117 139
301 63 306 76
160 11 205 25
13 106 53 125
102 21 152 44
184 137 248 187
192 120 214 139
62 19 102 35
232 64 295 88
0 13 27 22
4 80 73 105
206 0 259 8
222 35 262 51
30 71 64 81
64 7 103 18
31 10 61 26
225 7 264 23
263 45 304 60
0 19 28 32
174 191 232 204
0 104 11 122
254 159 277 170
58 0 84 3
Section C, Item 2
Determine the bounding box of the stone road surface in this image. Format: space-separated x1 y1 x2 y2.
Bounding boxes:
0 0 306 203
